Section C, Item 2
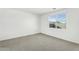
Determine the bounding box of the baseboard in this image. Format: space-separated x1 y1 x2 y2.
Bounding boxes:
0 32 79 45
41 32 79 44
0 32 41 41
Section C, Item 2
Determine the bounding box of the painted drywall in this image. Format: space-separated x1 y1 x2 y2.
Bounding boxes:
41 8 79 44
0 9 40 41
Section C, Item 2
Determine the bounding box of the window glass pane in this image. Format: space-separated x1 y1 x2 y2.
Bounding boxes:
48 12 66 29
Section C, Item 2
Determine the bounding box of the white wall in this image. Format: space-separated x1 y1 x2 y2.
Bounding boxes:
41 8 79 44
0 8 79 44
0 9 40 41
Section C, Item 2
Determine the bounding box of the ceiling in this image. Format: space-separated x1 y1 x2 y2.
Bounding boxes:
13 8 63 15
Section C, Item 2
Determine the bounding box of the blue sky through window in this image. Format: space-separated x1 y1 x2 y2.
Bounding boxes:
48 12 66 23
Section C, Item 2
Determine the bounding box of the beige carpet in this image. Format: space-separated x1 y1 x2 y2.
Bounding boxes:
0 33 79 51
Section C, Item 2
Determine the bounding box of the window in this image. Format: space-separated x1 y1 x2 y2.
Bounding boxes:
48 12 66 29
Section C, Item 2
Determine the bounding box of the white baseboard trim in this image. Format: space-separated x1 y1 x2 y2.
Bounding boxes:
0 32 40 41
41 32 79 44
